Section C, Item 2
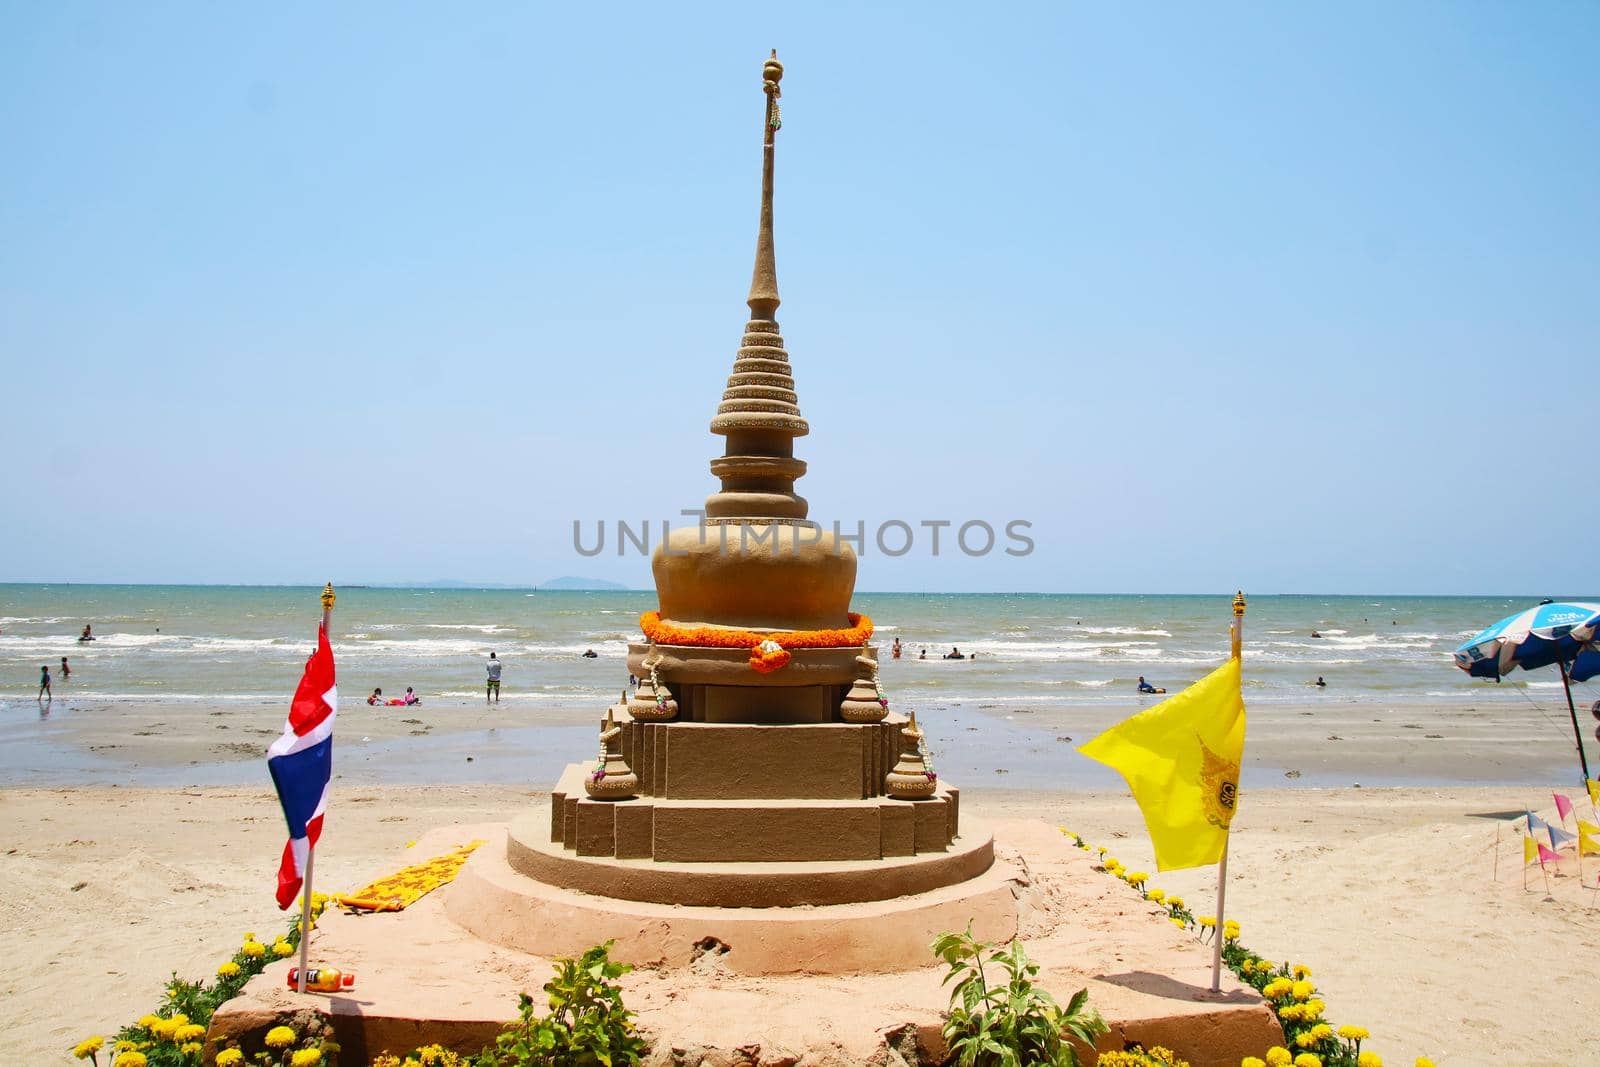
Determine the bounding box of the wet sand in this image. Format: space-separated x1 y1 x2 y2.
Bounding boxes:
2 692 1584 790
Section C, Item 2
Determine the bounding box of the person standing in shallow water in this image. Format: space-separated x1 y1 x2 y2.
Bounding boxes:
38 665 51 701
486 652 502 704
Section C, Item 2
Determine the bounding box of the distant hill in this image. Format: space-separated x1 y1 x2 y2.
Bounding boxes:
536 576 633 591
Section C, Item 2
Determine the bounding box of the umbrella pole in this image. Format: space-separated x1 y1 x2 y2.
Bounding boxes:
1557 657 1591 785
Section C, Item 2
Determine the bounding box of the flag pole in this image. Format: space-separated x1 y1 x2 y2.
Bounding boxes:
296 581 335 995
1493 822 1500 883
1211 590 1245 994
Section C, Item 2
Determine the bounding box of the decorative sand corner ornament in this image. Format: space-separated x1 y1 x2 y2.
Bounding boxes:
886 711 938 799
585 707 639 799
627 646 678 721
840 652 888 722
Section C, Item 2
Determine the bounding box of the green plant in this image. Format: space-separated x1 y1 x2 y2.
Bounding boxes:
933 927 1107 1067
477 941 647 1067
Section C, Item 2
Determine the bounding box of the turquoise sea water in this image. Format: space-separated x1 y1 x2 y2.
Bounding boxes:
3 584 1596 712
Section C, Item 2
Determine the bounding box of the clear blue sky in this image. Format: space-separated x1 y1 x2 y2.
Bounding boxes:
3 2 1595 593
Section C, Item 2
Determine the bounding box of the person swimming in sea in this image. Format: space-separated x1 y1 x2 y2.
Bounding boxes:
1310 630 1323 639
892 638 902 660
79 624 94 642
1314 676 1326 688
1137 676 1166 694
582 649 598 658
943 646 964 660
919 649 927 660
59 656 70 681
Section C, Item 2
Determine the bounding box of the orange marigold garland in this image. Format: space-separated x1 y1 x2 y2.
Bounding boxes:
639 611 872 650
750 639 793 673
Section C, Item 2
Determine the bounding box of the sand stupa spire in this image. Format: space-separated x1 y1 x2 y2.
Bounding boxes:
706 50 810 521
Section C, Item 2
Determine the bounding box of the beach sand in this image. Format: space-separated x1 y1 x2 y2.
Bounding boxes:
4 691 1596 1064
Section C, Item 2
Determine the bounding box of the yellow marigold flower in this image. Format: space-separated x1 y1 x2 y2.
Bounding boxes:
265 1026 298 1049
1292 964 1312 979
1126 870 1149 883
1294 1056 1321 1067
1415 1059 1435 1067
1147 889 1167 903
73 1036 105 1059
1295 1032 1319 1048
115 1040 138 1052
1291 979 1314 1001
1198 915 1217 928
1278 1004 1302 1022
1239 959 1253 974
1262 978 1293 999
1265 1049 1292 1067
1169 917 1187 928
1303 999 1324 1020
1357 1054 1382 1067
181 1043 202 1056
370 1057 402 1067
149 1018 178 1040
115 1054 148 1067
241 940 266 958
1167 895 1185 909
169 1014 188 1028
1310 1024 1332 1041
290 1049 323 1067
137 1015 160 1029
175 1024 205 1043
1097 846 1108 854
218 960 241 977
1242 1059 1266 1067
1338 1025 1370 1041
216 1051 244 1067
274 940 295 957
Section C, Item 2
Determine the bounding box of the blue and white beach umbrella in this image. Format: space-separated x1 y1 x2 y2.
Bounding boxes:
1453 602 1600 681
1454 601 1600 783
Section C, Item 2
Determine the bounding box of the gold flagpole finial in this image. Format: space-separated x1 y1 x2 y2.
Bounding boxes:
1232 590 1246 617
321 582 337 611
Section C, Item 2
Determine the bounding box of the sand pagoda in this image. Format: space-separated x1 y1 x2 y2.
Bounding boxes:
445 51 1000 967
211 56 1281 1064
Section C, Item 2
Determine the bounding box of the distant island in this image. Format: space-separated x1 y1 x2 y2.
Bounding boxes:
536 576 634 591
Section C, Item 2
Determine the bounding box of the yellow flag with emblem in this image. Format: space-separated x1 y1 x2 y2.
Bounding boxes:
1079 657 1245 871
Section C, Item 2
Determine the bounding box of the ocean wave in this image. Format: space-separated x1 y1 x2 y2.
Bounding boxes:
1077 626 1173 637
421 624 516 633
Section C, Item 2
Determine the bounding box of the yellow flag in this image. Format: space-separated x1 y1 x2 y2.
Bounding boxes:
1580 819 1600 836
1079 657 1245 871
1581 828 1600 857
1524 835 1539 865
1588 780 1600 807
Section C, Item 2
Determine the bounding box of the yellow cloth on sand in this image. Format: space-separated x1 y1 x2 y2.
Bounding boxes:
338 840 486 912
1078 657 1245 872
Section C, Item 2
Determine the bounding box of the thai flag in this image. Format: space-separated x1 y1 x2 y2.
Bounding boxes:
267 623 337 909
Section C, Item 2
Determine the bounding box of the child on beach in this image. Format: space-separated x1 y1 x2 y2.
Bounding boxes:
367 687 383 705
38 665 51 700
403 687 420 705
59 657 70 681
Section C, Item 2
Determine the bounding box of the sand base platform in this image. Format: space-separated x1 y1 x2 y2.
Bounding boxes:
207 816 1281 1067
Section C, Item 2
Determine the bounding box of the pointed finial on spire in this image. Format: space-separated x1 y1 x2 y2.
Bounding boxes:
747 50 784 320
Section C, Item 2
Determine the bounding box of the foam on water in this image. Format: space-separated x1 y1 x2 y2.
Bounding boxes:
3 586 1596 709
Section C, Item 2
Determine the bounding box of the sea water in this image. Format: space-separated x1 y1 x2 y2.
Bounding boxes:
2 584 1594 712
